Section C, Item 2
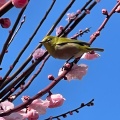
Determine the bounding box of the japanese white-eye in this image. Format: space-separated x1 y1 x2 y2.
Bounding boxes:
40 36 104 60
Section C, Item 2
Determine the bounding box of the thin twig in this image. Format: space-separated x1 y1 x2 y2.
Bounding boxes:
1 68 33 102
7 16 26 48
89 1 120 44
0 51 48 99
10 55 50 102
45 99 94 120
0 0 56 89
62 0 97 37
0 5 28 65
59 0 93 37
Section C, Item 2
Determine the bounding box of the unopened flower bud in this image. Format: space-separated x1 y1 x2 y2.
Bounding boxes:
0 18 11 28
64 63 71 69
115 5 120 13
48 74 55 80
12 0 28 8
85 9 90 14
11 88 15 92
0 76 2 80
102 9 108 15
76 9 81 14
69 111 73 115
95 31 100 37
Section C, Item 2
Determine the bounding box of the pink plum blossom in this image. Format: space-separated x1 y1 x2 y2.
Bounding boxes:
0 101 25 120
19 108 39 120
32 48 46 60
47 94 65 108
3 112 25 120
0 0 6 7
58 64 88 81
21 96 50 115
29 99 49 114
11 0 28 8
81 52 100 60
27 109 39 120
20 109 39 120
0 100 14 111
0 117 5 120
0 18 11 28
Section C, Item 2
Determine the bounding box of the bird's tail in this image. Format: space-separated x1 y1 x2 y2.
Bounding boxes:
87 47 104 52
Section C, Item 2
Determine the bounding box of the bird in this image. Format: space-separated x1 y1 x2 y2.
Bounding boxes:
40 35 104 60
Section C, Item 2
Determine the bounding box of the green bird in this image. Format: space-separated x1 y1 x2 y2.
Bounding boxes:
40 36 104 60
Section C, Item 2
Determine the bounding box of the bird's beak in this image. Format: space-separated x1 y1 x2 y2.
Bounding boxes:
39 38 52 43
39 41 44 43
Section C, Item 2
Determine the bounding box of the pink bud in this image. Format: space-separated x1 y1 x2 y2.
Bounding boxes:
69 111 73 115
20 84 24 89
5 49 8 53
11 88 15 92
102 9 108 15
95 31 100 37
90 34 96 40
10 65 13 69
11 0 28 8
7 76 10 80
85 9 90 14
48 74 55 80
64 63 71 69
76 9 81 14
0 18 11 28
95 0 100 2
115 5 120 13
0 76 2 80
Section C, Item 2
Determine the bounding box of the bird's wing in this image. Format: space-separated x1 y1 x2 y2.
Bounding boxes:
56 37 90 46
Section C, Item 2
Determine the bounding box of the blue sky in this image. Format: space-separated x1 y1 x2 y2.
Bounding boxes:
0 0 120 120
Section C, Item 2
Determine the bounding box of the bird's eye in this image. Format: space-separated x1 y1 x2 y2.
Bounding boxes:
46 38 52 42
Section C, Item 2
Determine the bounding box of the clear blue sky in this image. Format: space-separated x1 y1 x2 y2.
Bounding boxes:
0 0 120 120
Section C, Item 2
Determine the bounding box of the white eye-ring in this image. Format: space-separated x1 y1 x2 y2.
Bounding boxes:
46 38 52 43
